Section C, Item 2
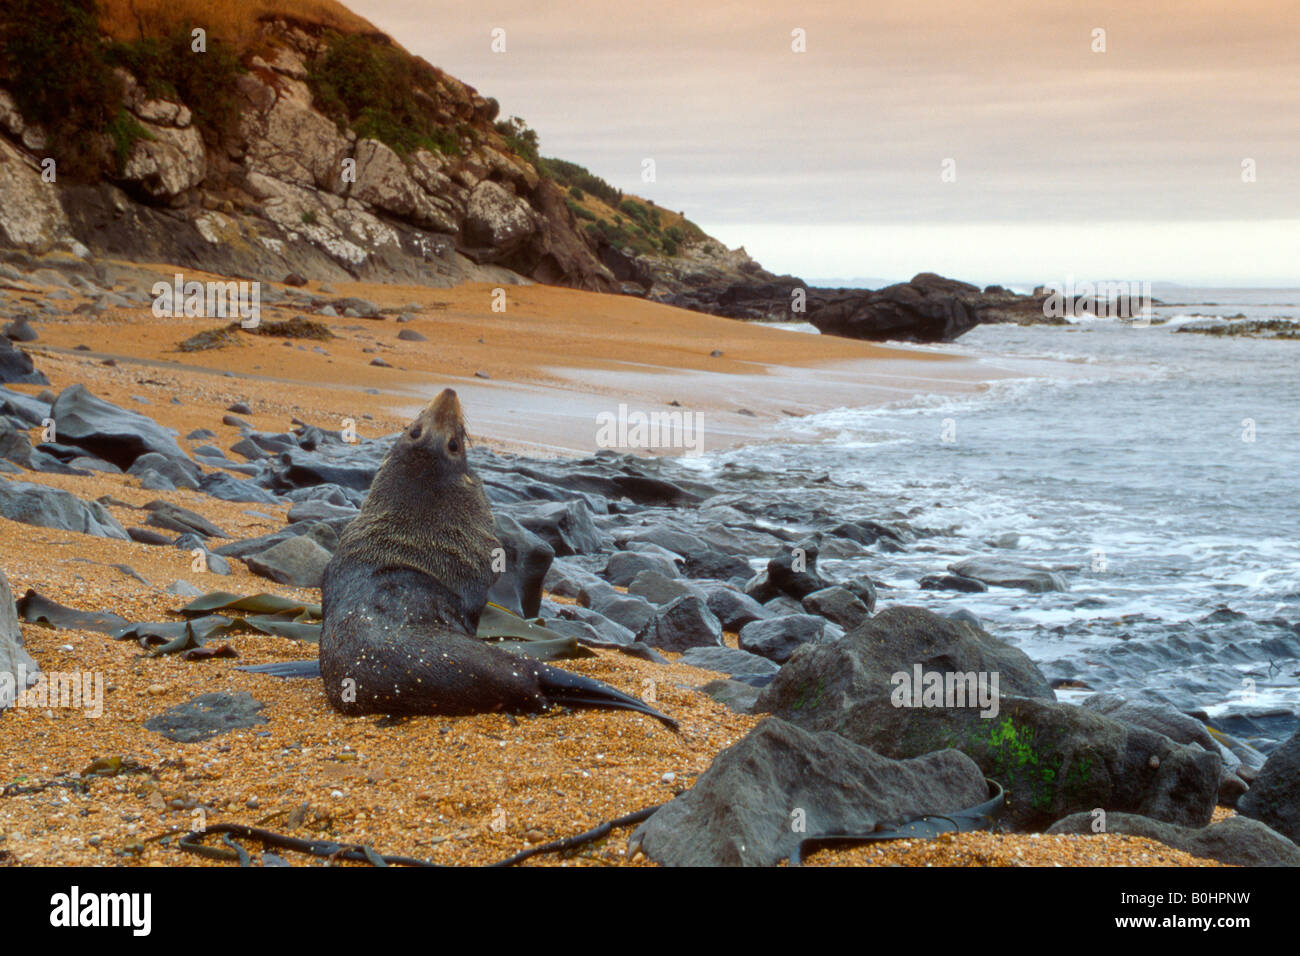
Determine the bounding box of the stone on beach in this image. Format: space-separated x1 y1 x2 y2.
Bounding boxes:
631 717 989 866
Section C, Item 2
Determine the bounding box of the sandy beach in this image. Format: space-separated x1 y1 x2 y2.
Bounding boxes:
10 264 1008 456
0 266 1240 867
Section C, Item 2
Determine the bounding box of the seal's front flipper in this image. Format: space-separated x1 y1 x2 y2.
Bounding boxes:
536 663 678 730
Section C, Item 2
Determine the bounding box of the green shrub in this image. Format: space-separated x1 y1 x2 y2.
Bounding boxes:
0 0 120 178
566 200 595 221
105 108 153 171
568 185 584 200
494 115 539 167
540 157 622 206
309 32 458 156
107 24 246 147
0 1 245 178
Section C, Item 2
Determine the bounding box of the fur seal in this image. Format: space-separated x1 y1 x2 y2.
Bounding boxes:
320 388 676 728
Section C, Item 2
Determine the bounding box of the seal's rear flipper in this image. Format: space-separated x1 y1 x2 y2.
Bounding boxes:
537 663 678 730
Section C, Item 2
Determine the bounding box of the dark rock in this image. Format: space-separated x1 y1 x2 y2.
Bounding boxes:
766 540 825 599
1219 773 1248 808
807 273 981 344
698 679 762 714
0 481 128 538
626 570 703 607
739 613 837 663
542 559 604 599
0 385 50 426
136 468 176 491
332 297 381 318
287 500 360 525
144 692 268 743
397 329 427 342
742 569 780 604
1238 729 1300 843
488 514 554 618
545 603 636 646
268 447 382 492
512 500 609 556
0 419 86 474
838 574 878 613
127 527 173 546
226 401 253 415
577 582 656 634
200 471 280 504
1 566 40 711
126 452 201 491
756 607 1220 830
3 316 38 342
0 335 48 385
49 384 189 470
682 548 754 581
630 717 988 866
948 556 1067 593
1082 693 1249 782
242 535 332 588
1047 811 1300 867
802 586 871 630
635 595 723 652
143 500 228 539
621 524 707 558
678 645 779 678
704 585 771 632
602 550 679 587
921 573 989 592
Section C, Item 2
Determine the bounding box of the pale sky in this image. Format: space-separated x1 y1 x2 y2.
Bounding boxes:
350 1 1299 286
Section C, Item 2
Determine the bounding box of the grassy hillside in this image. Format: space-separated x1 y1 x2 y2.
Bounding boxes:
97 0 380 47
1 0 717 262
544 158 709 258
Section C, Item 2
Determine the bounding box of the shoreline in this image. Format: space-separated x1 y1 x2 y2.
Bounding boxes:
1 265 1267 868
9 262 1030 458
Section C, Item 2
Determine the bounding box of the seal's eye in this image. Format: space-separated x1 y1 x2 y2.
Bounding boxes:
447 437 461 454
410 424 422 440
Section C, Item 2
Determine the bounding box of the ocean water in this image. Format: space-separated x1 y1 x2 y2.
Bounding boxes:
687 289 1300 741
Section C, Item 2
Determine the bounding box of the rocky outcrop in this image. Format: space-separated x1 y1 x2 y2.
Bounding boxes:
1 564 40 712
1238 729 1300 843
1047 811 1300 867
641 241 808 320
0 134 78 255
806 273 982 343
0 21 617 292
0 334 47 385
630 717 989 866
755 607 1222 830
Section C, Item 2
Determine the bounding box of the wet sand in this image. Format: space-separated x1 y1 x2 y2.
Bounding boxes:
11 263 1009 455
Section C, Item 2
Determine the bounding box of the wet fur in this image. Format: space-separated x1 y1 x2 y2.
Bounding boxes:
319 390 674 727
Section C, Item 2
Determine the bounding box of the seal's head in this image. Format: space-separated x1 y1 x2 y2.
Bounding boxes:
391 388 471 485
339 387 499 622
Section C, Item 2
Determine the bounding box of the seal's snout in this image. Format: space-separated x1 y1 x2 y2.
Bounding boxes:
430 388 463 434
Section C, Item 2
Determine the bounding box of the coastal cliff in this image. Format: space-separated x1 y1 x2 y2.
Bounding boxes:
0 0 772 298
